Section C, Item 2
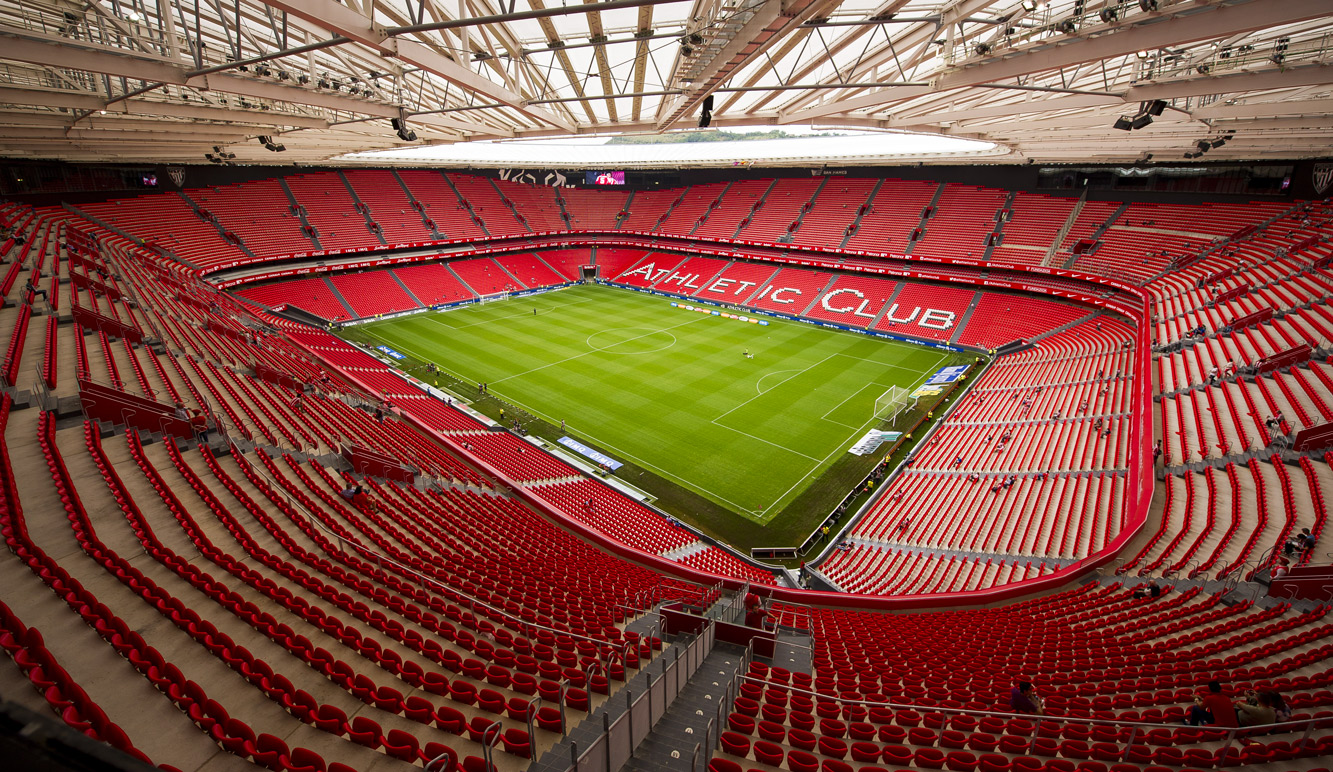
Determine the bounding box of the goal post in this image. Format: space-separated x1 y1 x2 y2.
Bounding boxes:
873 385 914 426
479 291 511 305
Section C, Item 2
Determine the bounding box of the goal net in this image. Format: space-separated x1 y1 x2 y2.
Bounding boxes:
479 291 511 305
873 385 914 426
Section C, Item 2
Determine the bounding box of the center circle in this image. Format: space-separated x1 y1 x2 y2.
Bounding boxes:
587 327 678 355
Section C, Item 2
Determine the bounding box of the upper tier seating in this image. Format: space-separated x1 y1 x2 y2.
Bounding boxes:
788 179 877 250
190 180 314 258
911 185 1009 261
444 175 528 237
558 187 627 230
843 180 939 254
79 195 250 269
737 179 819 243
493 180 566 232
396 169 488 240
343 169 437 244
284 174 384 253
989 192 1079 267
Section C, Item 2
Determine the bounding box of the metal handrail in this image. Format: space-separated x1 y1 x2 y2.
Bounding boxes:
480 719 504 772
425 747 456 772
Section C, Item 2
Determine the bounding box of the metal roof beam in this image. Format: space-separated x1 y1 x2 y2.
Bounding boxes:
262 0 576 131
937 0 1332 91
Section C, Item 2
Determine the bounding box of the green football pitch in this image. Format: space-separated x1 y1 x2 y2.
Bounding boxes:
353 284 952 524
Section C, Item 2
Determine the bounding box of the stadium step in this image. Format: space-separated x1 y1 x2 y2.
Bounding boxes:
947 289 982 346
176 191 257 259
660 540 708 561
837 178 883 249
1043 189 1087 267
486 177 534 234
441 172 492 237
276 177 324 250
1061 201 1128 269
779 177 827 244
771 630 814 676
980 190 1017 262
1020 309 1104 348
530 630 721 772
612 642 745 772
845 535 1083 568
445 260 482 301
731 180 779 240
319 276 359 320
391 169 445 240
865 282 907 330
387 269 429 309
903 182 946 257
336 171 388 247
490 258 530 291
689 182 734 236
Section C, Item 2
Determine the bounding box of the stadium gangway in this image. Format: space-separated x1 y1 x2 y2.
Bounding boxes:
725 673 1329 764
553 620 720 772
240 444 650 686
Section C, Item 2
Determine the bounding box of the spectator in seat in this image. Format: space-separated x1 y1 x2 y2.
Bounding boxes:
1295 527 1314 555
1267 691 1292 723
23 277 47 303
1186 681 1239 727
1132 581 1162 599
1234 691 1278 727
1008 681 1043 715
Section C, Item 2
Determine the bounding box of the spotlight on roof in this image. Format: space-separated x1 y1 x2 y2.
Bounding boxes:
1209 137 1227 149
1138 0 1158 11
1130 113 1153 130
1021 0 1038 10
1057 18 1077 34
391 117 417 142
974 42 992 55
1098 7 1118 23
1113 116 1134 131
256 135 286 152
1146 100 1167 116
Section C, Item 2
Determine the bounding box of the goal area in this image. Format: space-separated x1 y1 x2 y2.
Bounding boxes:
479 291 511 305
873 385 914 426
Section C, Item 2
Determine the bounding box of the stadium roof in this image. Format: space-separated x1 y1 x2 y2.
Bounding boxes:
0 0 1330 166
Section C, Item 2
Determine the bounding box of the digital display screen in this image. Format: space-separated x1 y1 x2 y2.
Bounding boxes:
141 174 158 187
586 170 625 185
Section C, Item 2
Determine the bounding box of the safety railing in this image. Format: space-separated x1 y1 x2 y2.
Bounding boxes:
555 620 717 772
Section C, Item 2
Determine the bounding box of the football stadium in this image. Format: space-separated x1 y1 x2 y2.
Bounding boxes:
1 1 1332 771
